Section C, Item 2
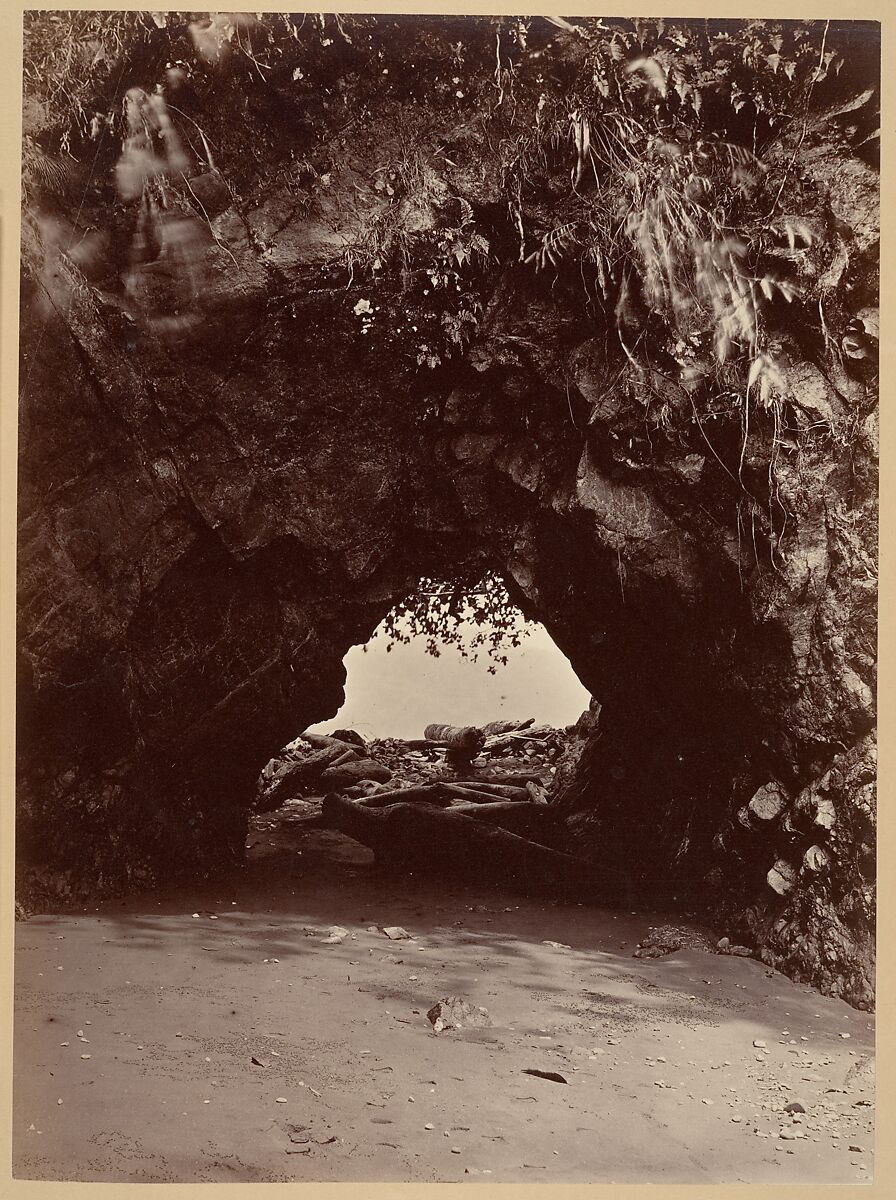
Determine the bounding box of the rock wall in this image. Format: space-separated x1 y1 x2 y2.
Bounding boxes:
17 15 876 1005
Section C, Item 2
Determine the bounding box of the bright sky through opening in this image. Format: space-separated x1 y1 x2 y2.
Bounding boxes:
309 614 591 741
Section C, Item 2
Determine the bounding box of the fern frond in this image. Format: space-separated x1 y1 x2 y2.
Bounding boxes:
524 222 580 272
22 137 69 198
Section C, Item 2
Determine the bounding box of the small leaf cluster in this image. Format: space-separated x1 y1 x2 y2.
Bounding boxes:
375 573 533 668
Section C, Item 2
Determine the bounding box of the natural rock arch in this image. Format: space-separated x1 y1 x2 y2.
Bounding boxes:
17 13 877 1007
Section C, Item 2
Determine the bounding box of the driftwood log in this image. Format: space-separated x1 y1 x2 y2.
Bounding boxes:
353 796 559 840
318 759 393 788
480 718 535 737
445 800 563 842
443 773 545 788
447 781 529 802
320 793 596 899
423 723 485 751
329 748 361 767
485 733 547 753
268 801 559 848
356 782 526 808
301 732 362 751
255 744 346 811
356 783 454 808
443 783 525 804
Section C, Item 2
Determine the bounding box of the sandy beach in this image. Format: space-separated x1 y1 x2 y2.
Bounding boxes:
13 802 874 1184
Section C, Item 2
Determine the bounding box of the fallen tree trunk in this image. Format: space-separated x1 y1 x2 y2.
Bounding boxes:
423 723 485 751
447 783 529 804
445 781 529 801
351 796 558 840
445 800 563 842
320 792 599 900
301 733 360 751
444 773 546 788
356 783 454 808
480 718 535 737
485 733 548 752
329 748 361 767
255 745 346 810
356 782 521 807
318 759 393 788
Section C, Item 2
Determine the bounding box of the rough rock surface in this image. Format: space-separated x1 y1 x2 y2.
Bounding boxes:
17 16 876 1006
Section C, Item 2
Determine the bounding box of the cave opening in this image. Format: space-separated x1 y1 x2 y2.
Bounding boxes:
250 574 593 837
308 584 593 742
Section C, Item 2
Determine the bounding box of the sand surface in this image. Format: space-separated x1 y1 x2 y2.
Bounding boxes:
13 803 874 1184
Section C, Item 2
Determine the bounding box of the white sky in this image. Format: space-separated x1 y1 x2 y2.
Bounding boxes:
308 617 591 740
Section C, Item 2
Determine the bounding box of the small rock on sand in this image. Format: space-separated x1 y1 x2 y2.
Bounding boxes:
427 998 491 1033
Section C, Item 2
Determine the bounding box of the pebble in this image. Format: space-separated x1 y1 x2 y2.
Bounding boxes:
753 1040 766 1049
275 1097 288 1104
424 1124 434 1130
